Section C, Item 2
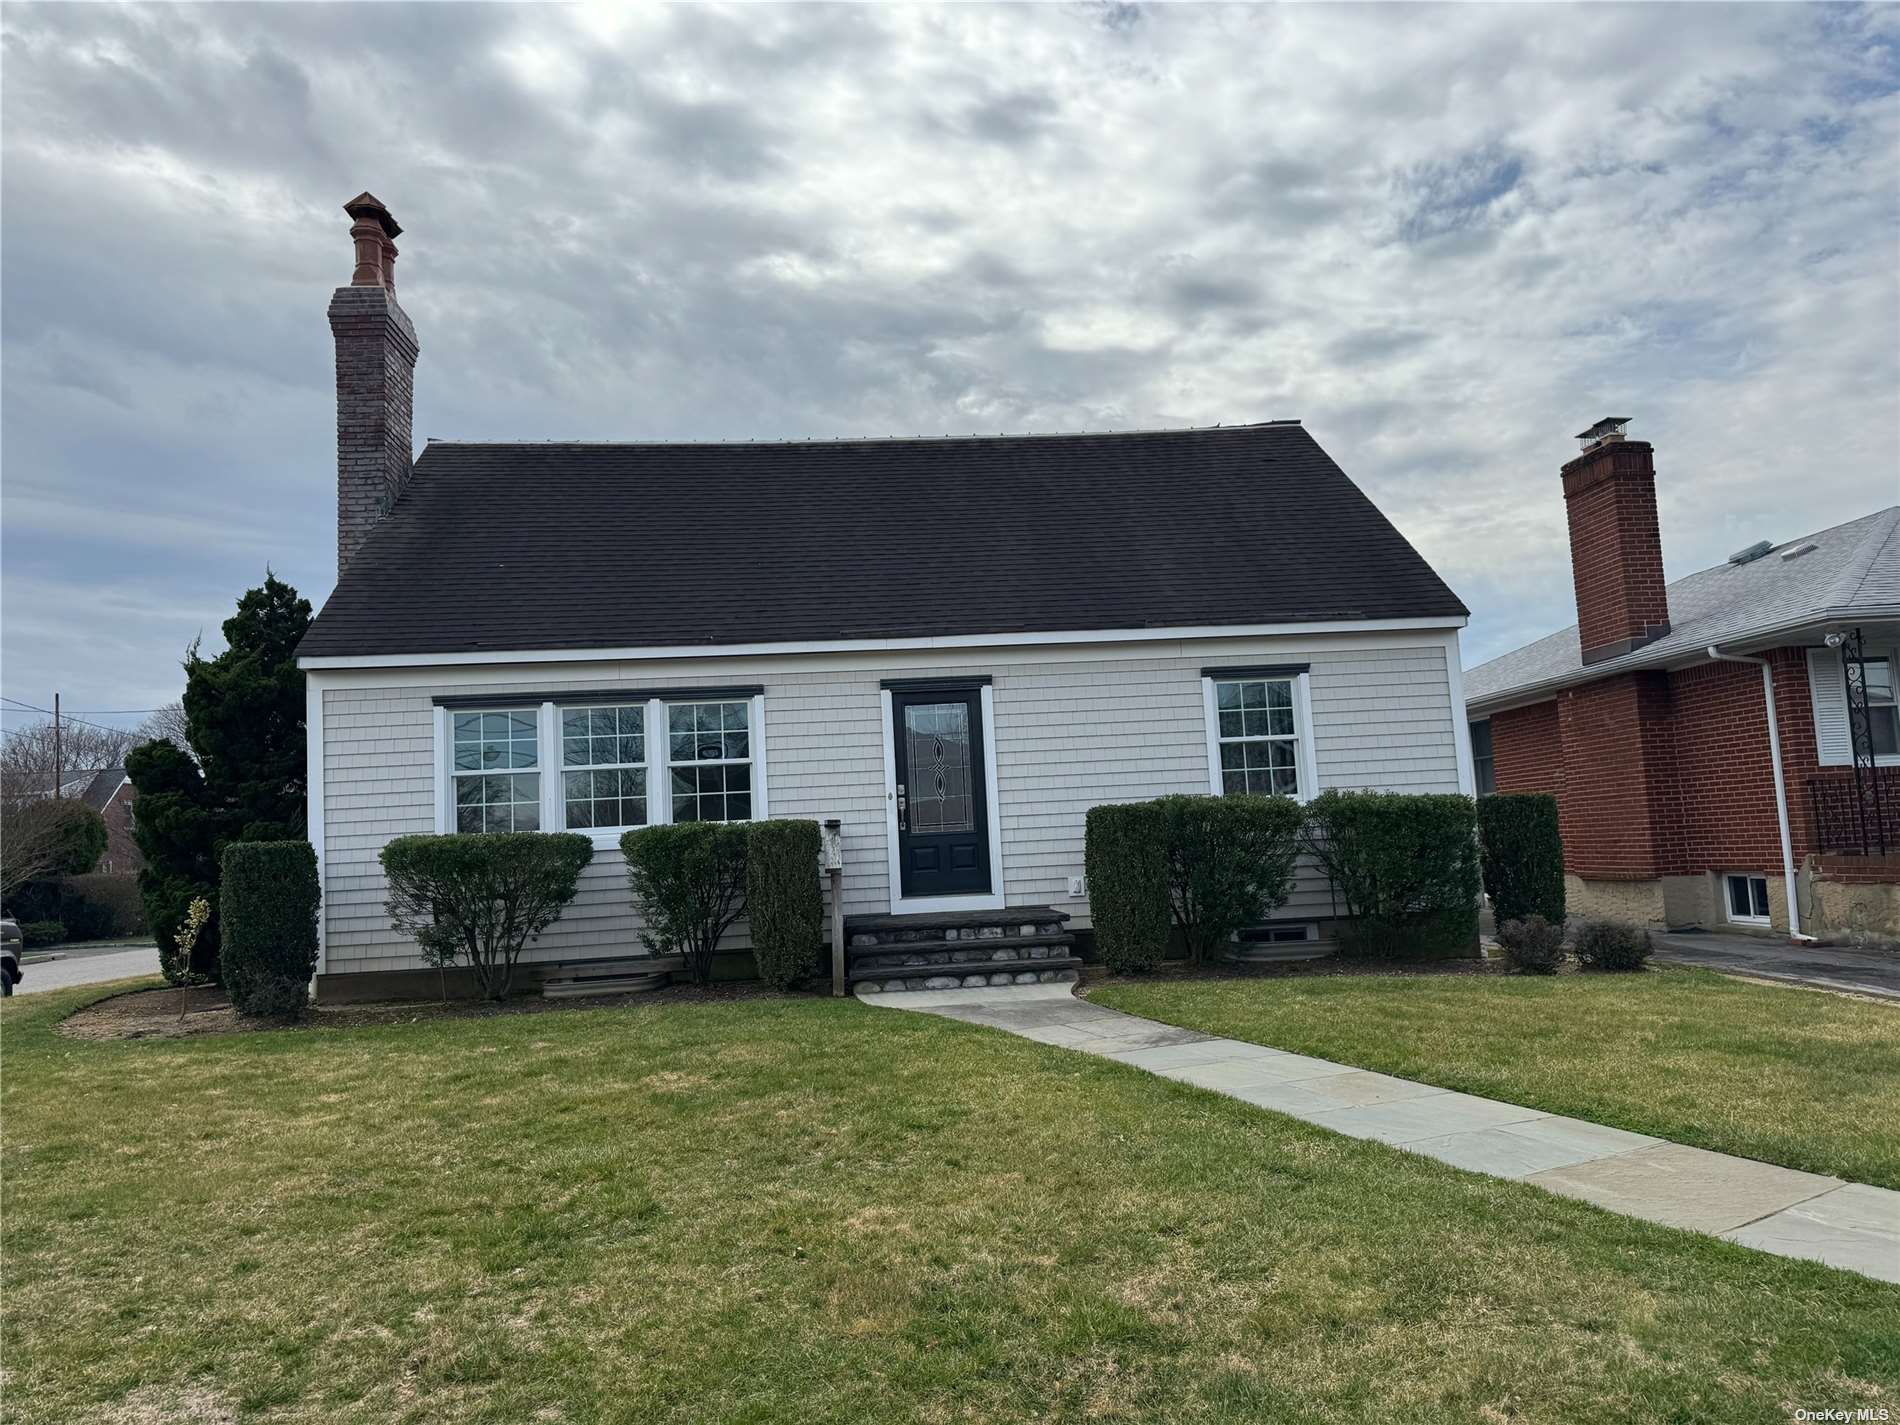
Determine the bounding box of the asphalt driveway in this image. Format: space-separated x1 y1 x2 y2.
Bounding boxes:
15 942 160 995
1654 931 1900 999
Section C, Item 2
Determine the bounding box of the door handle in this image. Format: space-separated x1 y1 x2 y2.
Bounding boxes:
896 782 907 832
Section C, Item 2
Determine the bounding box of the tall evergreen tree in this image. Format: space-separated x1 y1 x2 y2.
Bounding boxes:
129 573 313 980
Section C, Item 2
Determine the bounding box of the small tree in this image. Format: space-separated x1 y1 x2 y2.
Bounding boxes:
126 740 223 982
220 841 320 1020
1 799 107 902
1155 794 1306 964
622 823 749 986
745 820 822 990
381 834 593 1000
1478 794 1566 925
1084 802 1171 974
172 897 211 1021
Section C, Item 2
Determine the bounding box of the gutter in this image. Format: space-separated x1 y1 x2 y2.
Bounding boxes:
1706 645 1813 944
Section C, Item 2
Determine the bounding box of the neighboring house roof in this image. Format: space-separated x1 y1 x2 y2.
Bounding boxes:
1465 505 1900 712
79 766 130 814
297 422 1467 661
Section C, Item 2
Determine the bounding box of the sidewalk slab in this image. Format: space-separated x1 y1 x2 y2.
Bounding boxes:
1721 1184 1900 1280
1523 1143 1842 1234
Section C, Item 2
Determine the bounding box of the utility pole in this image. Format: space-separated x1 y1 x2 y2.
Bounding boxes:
52 692 61 799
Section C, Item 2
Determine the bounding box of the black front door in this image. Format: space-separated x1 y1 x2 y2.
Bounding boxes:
892 686 991 898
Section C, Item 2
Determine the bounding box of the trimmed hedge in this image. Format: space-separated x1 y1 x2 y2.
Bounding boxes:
20 920 66 948
1305 790 1481 960
746 820 823 989
63 873 147 936
1574 919 1652 972
1156 794 1305 964
220 840 320 1019
1498 915 1565 975
382 833 594 999
622 823 749 986
1478 794 1566 925
1084 802 1171 973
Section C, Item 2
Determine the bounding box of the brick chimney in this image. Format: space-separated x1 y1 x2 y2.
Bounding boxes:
1561 417 1669 664
329 192 418 579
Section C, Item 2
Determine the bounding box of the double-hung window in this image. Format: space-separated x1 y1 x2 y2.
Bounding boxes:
452 710 541 833
1861 657 1900 756
1210 675 1303 797
438 690 764 841
668 700 753 823
562 704 648 831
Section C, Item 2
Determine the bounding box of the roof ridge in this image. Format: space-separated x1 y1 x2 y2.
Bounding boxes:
1819 505 1900 612
417 421 1303 451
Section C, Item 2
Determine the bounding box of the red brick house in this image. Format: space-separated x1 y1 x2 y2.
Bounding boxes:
1464 419 1900 943
78 766 142 875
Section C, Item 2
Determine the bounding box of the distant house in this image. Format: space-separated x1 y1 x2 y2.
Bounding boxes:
77 766 142 875
1465 419 1900 942
296 194 1477 1000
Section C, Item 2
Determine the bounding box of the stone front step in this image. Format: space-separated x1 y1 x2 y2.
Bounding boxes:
847 933 1077 972
854 964 1080 996
844 905 1078 995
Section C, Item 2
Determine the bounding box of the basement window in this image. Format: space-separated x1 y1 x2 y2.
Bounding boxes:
1723 873 1770 926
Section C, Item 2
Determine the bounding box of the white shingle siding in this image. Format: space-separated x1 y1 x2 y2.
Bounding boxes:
313 630 1464 975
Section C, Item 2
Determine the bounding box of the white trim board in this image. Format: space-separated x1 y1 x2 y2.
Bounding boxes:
299 616 1468 671
1201 669 1322 802
306 676 327 975
880 685 1008 915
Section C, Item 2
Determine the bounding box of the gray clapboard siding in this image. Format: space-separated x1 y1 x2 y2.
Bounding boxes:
316 633 1463 974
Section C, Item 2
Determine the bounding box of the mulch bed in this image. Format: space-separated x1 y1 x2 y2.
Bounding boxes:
58 976 816 1043
1078 952 1508 993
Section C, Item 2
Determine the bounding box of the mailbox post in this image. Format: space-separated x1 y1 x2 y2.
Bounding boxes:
820 818 846 997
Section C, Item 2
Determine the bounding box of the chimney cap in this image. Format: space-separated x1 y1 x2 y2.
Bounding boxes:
1574 416 1631 449
343 191 402 240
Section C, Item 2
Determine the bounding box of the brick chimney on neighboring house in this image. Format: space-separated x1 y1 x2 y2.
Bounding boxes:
1561 417 1670 664
329 192 418 579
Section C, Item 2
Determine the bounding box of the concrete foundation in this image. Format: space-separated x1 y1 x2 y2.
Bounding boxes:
1566 874 1666 926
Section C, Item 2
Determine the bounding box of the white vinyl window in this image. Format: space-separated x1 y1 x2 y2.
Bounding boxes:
667 700 754 823
1212 677 1302 797
440 692 766 844
561 704 648 831
451 710 541 834
1724 873 1770 925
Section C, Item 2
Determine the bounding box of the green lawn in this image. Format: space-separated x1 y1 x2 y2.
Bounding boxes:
3 980 1896 1424
1090 964 1900 1188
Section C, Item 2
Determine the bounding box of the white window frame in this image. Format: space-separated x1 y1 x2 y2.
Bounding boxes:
1723 872 1771 926
558 702 652 838
433 693 767 851
664 697 763 827
1201 671 1319 802
445 707 545 835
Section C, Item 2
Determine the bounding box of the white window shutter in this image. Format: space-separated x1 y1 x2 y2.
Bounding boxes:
1808 647 1851 765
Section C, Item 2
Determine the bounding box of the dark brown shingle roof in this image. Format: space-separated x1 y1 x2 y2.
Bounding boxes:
298 422 1465 660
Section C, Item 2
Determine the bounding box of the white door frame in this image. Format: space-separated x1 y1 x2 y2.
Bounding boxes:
880 683 1007 914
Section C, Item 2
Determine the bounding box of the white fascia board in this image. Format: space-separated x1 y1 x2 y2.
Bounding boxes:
297 615 1469 672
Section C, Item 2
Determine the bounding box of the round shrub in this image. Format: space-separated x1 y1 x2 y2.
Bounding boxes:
220 840 320 1019
621 823 748 986
745 820 822 990
1305 791 1482 960
1497 915 1565 974
383 833 594 999
1477 793 1566 926
1574 919 1652 972
1154 794 1306 964
1084 802 1170 973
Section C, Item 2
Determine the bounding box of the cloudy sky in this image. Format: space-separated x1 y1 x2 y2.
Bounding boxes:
3 2 1896 736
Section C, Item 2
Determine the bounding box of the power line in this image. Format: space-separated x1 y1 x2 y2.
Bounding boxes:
0 697 151 737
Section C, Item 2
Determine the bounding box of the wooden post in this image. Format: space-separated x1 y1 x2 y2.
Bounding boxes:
821 818 846 997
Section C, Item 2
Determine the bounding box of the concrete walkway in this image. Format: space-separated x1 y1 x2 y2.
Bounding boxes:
869 983 1900 1284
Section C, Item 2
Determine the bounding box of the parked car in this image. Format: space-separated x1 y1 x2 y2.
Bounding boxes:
1 915 22 996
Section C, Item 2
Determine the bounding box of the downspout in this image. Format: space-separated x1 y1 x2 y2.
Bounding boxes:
1706 645 1812 943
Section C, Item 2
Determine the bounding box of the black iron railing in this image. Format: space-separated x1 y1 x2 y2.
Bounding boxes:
1809 768 1900 855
